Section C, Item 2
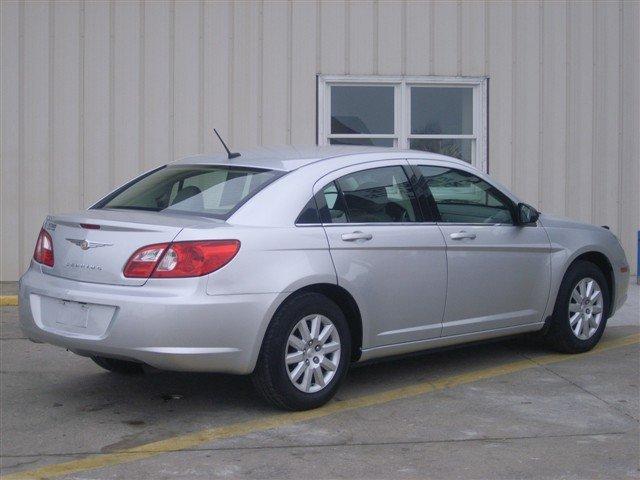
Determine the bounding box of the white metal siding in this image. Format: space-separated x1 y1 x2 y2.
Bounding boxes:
1 0 639 280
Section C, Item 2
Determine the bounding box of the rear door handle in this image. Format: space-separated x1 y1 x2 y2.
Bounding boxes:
341 231 373 242
450 231 476 240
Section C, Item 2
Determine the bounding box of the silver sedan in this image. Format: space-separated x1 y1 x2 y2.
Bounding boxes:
19 146 630 410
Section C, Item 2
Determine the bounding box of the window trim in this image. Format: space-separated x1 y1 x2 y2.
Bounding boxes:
317 75 488 172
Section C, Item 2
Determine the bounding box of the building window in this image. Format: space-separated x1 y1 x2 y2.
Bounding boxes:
317 75 488 172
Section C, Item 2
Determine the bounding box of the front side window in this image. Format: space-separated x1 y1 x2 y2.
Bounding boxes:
320 166 418 224
96 165 281 219
318 76 487 170
418 166 513 225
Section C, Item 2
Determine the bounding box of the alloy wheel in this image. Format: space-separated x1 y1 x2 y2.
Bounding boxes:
568 277 604 340
285 314 341 393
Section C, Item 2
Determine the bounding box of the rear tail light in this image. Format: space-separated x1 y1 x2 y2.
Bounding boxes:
33 228 55 267
123 240 240 279
123 243 169 278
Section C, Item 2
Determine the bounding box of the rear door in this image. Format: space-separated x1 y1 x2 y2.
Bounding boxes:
315 160 447 349
410 162 551 336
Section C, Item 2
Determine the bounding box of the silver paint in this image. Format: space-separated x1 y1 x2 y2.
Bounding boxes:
19 147 630 375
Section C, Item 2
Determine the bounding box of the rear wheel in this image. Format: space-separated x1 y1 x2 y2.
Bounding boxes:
543 261 610 353
91 356 145 375
252 292 351 410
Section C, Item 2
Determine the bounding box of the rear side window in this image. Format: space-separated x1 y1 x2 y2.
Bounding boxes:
296 198 321 224
96 165 281 219
320 182 348 223
319 166 418 223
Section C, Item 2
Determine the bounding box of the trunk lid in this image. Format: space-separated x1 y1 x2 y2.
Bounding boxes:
42 209 223 286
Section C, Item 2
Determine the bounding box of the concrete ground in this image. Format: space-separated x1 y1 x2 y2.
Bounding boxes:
1 282 638 480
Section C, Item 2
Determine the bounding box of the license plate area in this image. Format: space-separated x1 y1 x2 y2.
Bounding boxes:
31 294 117 338
55 299 90 328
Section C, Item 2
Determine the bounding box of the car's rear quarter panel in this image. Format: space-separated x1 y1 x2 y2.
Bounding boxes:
172 222 336 370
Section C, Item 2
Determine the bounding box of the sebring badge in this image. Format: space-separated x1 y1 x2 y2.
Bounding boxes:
65 262 103 271
66 238 113 251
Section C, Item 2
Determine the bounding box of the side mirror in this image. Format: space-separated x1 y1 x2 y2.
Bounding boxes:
517 203 539 225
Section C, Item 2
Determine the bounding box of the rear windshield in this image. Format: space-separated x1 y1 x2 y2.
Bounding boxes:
96 165 282 219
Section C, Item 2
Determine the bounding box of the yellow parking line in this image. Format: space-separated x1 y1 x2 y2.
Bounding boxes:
3 333 639 480
0 295 18 306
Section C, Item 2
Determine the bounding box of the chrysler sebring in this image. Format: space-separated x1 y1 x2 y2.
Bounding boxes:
19 146 630 410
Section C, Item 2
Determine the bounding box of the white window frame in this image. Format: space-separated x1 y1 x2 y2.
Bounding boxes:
317 75 488 172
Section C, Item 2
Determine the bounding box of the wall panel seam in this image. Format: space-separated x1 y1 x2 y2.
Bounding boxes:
79 1 85 208
258 0 263 145
287 0 292 143
139 0 145 171
456 0 462 76
344 0 349 74
169 0 175 158
48 1 54 212
591 0 596 224
18 0 25 267
373 0 378 75
617 0 623 235
429 1 434 75
564 0 571 216
510 1 516 189
484 1 489 84
538 1 543 209
198 0 204 153
108 0 114 188
401 0 406 75
228 1 234 144
315 0 320 74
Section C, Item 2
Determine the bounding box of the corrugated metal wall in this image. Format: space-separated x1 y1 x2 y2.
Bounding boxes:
1 0 639 280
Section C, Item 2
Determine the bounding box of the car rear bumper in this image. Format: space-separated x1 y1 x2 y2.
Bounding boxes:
18 264 280 374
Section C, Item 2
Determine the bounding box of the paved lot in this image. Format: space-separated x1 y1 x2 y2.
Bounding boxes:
1 282 638 480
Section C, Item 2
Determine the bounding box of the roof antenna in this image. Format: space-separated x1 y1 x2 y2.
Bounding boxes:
213 129 241 159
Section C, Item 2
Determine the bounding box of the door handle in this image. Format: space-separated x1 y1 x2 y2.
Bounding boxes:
450 231 476 240
341 231 373 242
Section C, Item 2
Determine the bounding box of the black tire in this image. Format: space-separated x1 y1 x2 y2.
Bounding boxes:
252 292 351 411
543 260 610 353
91 356 145 375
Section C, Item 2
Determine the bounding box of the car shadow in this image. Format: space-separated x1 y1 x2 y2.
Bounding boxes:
41 326 636 426
48 335 541 412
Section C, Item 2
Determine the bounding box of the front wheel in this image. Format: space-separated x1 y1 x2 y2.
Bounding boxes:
252 292 351 410
543 260 610 353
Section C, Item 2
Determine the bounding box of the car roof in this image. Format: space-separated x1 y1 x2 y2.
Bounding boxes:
172 145 469 172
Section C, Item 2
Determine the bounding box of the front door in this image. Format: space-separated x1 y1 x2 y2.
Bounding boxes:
315 162 447 348
412 163 551 336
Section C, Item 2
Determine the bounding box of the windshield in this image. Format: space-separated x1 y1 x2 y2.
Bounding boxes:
95 165 282 219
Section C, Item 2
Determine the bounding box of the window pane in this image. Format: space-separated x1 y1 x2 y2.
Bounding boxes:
296 198 320 224
99 166 280 219
417 166 513 224
411 87 473 135
321 182 348 223
410 138 472 163
336 166 417 223
331 86 394 134
330 137 394 147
